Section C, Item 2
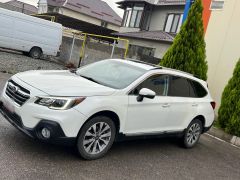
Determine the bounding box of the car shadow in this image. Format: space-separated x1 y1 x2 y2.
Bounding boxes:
2 127 182 161
0 47 22 55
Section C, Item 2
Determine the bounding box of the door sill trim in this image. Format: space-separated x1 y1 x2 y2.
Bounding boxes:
125 130 184 137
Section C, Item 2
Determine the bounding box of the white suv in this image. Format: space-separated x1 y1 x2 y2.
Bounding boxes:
0 59 215 160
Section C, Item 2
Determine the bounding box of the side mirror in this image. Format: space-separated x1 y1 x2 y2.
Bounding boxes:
137 88 156 102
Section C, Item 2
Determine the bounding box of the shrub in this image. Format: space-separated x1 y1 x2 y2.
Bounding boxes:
218 60 240 136
160 0 208 80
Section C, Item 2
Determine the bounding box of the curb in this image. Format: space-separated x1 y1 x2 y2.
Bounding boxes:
207 127 240 147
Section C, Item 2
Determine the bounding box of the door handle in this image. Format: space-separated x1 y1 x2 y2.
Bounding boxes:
192 103 198 107
162 103 170 108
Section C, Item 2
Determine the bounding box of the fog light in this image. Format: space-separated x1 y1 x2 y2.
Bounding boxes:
41 128 51 139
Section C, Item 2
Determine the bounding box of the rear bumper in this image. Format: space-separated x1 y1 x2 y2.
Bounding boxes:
203 125 213 133
0 101 76 146
203 121 214 133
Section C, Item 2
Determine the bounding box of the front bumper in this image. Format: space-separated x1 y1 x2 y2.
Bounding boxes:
0 101 76 146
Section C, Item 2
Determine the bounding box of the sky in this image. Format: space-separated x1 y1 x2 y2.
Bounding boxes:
0 0 124 17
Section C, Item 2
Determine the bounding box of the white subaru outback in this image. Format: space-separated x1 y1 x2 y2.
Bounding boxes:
0 59 215 160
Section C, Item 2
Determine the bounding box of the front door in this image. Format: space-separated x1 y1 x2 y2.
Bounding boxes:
125 74 171 135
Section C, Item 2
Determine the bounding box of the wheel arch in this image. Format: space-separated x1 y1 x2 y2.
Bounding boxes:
78 110 121 137
193 115 206 131
30 46 43 53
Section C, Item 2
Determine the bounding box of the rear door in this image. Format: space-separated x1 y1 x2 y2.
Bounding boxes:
166 75 198 131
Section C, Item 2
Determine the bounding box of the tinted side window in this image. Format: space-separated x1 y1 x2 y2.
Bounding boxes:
188 80 196 98
131 75 169 96
190 80 208 98
168 76 194 97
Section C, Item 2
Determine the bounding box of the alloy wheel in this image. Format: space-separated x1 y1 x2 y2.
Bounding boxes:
186 123 201 146
83 122 112 155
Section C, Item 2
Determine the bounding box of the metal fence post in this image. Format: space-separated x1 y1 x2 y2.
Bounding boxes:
124 40 129 59
110 40 116 58
69 34 75 62
78 33 87 68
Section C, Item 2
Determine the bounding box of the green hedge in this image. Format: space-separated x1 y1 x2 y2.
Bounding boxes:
160 0 208 80
218 60 240 136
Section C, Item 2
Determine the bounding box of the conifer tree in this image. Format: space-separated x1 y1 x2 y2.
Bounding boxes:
218 60 240 136
160 0 208 80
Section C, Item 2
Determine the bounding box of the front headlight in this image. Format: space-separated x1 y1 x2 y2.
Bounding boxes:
35 97 85 110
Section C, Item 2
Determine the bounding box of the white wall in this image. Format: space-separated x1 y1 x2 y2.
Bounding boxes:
119 27 140 33
205 0 240 110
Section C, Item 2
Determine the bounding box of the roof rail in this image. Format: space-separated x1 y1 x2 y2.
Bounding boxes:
162 67 194 77
126 59 162 69
127 59 202 79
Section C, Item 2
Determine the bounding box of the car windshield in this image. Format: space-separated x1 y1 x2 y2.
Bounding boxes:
76 60 147 89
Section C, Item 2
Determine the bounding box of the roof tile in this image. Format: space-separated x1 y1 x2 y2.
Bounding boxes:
47 0 122 26
5 0 37 13
117 0 186 6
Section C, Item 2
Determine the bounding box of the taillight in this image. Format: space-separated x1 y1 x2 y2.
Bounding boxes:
210 101 216 110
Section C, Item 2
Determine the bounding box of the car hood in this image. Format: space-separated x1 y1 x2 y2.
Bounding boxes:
15 70 116 96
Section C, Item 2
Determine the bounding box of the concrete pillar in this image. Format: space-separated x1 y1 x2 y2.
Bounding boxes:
38 0 48 14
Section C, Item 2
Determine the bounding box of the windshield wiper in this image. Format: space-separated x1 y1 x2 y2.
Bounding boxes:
79 75 101 84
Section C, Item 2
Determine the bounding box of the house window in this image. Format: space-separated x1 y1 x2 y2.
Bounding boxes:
123 4 144 28
128 45 156 58
125 8 132 27
210 0 224 10
164 13 183 33
141 6 152 30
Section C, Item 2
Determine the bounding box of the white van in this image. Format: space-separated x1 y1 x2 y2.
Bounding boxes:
0 8 62 58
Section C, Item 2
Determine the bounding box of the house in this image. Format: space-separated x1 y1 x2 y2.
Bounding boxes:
114 0 186 64
203 0 240 110
38 0 122 35
0 0 37 15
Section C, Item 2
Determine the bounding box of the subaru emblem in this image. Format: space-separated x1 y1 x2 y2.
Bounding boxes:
12 86 19 93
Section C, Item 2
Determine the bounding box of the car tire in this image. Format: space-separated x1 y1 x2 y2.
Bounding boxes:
182 119 203 148
77 116 116 160
29 47 42 59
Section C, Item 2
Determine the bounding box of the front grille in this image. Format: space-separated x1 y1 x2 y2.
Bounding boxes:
0 103 23 128
5 80 30 106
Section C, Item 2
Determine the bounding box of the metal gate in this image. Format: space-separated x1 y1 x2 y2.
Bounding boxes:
64 30 129 67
